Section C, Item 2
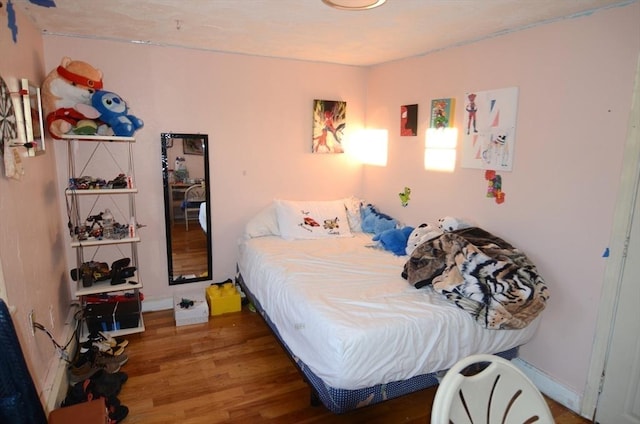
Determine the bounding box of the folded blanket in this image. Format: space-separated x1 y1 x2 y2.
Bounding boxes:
402 227 549 329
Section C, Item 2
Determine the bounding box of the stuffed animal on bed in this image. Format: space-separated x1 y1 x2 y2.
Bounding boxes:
438 216 471 232
91 90 144 137
41 57 103 138
405 223 443 256
361 204 398 235
373 226 414 256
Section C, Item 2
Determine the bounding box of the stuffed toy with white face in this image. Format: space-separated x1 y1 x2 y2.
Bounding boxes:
405 222 443 256
91 90 144 137
437 216 471 232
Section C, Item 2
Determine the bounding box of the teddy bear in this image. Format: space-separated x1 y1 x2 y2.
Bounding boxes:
405 223 443 256
372 226 414 256
41 57 104 138
91 90 144 137
361 204 398 235
437 216 472 232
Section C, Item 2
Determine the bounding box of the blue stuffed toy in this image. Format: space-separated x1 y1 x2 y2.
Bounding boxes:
92 90 144 137
373 226 414 256
361 204 397 235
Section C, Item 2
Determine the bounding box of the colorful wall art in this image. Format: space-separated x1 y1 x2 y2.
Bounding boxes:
461 87 518 171
400 104 418 136
312 99 346 153
430 98 455 129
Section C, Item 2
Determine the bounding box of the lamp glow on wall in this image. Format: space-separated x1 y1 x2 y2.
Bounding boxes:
349 128 388 166
425 127 458 172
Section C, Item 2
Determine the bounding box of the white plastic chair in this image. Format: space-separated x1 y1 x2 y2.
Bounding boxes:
183 183 206 231
431 354 554 424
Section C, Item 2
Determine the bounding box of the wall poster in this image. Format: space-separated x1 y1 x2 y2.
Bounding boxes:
312 99 346 153
430 98 455 128
400 104 418 136
461 87 518 171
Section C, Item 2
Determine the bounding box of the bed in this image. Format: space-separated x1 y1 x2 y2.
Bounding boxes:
236 199 546 413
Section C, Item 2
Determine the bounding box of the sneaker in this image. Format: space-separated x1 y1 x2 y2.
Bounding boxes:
95 351 129 369
67 361 101 385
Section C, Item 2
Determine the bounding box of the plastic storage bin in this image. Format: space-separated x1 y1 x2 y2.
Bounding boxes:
85 301 140 333
206 282 241 316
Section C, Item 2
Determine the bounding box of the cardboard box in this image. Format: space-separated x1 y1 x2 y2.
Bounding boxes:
174 292 208 326
206 283 241 316
49 398 107 424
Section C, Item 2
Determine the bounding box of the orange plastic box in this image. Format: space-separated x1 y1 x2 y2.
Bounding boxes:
206 282 241 316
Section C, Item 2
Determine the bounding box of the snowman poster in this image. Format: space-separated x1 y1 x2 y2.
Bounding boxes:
461 87 518 171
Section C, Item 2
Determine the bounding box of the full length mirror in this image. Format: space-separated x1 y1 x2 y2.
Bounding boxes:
161 133 212 285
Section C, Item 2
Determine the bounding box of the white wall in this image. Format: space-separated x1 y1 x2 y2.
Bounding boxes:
361 2 640 407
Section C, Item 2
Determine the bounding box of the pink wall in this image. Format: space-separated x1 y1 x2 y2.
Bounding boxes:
362 3 640 397
3 0 637 412
0 7 70 407
42 39 368 302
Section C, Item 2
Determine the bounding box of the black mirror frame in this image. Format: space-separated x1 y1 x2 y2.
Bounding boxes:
161 132 212 285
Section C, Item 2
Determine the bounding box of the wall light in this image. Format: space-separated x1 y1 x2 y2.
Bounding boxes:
322 0 387 11
425 127 458 172
349 128 388 166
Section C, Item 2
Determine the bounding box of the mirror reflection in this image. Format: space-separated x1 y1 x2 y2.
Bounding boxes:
161 133 212 285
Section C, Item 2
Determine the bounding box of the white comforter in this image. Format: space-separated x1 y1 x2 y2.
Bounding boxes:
238 233 539 390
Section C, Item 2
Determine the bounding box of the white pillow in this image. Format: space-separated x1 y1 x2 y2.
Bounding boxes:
243 203 280 239
275 199 353 240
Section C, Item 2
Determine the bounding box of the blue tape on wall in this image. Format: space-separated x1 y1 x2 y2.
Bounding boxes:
28 0 56 7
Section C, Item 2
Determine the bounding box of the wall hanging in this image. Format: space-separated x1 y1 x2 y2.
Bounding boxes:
430 98 455 129
398 186 411 207
461 87 518 171
400 104 417 136
312 99 345 153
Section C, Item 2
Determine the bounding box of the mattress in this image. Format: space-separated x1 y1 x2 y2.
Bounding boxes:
237 233 539 391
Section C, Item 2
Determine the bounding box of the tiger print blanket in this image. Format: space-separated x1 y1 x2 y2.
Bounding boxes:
401 227 549 330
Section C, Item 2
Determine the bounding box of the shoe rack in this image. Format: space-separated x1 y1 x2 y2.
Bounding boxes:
63 134 145 338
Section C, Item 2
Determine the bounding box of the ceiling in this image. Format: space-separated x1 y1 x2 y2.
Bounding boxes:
13 0 632 66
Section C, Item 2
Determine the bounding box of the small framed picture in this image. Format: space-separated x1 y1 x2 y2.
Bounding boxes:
183 137 205 155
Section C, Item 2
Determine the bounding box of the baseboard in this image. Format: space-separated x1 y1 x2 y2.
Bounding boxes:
512 358 587 418
42 307 79 414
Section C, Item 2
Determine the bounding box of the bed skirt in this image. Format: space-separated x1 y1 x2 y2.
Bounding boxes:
236 272 519 414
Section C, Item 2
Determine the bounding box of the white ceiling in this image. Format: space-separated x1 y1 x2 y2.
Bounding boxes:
13 0 632 66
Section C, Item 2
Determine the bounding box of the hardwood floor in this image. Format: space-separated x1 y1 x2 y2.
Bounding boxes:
118 308 592 423
170 220 208 278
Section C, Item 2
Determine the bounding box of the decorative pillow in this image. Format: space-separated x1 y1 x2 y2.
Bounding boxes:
275 199 353 240
243 203 280 239
344 196 364 232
